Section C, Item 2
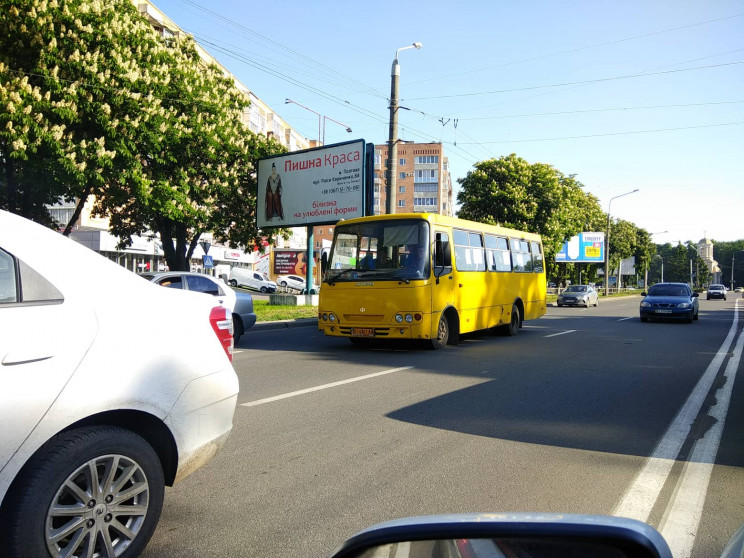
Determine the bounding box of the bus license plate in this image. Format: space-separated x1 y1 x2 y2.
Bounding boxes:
351 328 375 337
655 309 672 314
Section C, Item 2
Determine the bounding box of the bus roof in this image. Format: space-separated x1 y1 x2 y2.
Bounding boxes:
334 213 543 243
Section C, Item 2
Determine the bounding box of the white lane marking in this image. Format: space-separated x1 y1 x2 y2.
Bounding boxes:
241 366 413 407
659 307 743 558
613 300 740 522
617 317 633 321
544 330 577 338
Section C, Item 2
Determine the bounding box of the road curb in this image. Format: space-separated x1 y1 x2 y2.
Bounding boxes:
250 318 318 331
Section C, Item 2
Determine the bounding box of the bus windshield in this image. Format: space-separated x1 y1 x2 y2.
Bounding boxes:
326 219 430 283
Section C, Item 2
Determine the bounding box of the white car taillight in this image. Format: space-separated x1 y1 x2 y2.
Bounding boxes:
210 306 234 362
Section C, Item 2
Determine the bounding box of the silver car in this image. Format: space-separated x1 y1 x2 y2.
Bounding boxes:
557 284 599 307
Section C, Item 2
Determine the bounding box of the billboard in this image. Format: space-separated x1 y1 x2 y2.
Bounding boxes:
273 250 309 275
257 140 366 229
555 232 605 263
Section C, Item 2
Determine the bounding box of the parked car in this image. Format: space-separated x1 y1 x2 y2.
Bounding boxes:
556 284 599 307
0 210 239 557
276 274 319 292
228 266 277 293
736 287 744 293
141 271 256 341
639 282 699 322
707 284 727 300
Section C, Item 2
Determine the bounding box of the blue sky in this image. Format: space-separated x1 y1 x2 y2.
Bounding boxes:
152 0 743 243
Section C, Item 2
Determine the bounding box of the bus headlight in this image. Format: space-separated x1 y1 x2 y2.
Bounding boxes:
322 313 328 320
405 314 413 323
329 313 337 322
394 314 403 323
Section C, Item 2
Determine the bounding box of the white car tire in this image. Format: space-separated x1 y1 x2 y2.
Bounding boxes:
2 426 165 558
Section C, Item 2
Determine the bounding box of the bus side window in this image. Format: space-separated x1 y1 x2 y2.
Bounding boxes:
434 232 452 277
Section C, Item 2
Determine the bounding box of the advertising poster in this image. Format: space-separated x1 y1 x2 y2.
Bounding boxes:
257 140 366 229
555 232 605 263
255 252 270 277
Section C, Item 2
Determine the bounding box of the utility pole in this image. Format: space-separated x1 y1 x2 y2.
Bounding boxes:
386 43 421 214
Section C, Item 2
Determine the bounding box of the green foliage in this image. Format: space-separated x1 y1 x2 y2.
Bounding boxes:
0 0 286 270
650 241 713 286
713 240 744 289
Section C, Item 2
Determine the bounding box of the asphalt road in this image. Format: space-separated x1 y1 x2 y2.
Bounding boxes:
143 295 744 558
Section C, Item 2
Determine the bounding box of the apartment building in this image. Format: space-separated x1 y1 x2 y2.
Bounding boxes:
136 1 312 152
311 142 454 253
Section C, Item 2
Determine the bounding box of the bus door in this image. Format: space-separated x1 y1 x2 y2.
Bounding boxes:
431 230 455 325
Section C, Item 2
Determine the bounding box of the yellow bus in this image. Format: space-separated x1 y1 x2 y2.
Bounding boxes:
318 213 547 348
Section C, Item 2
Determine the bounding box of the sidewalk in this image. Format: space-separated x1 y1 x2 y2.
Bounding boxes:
250 317 318 332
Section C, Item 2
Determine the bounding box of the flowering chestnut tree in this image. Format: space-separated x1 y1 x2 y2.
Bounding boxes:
1 0 284 270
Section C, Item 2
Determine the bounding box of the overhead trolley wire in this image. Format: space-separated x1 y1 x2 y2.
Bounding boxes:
405 13 744 86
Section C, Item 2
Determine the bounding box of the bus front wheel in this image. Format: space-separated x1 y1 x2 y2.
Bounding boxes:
431 314 450 349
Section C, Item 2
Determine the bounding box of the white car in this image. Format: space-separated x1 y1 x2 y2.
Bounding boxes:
275 274 319 292
0 210 239 557
228 266 277 293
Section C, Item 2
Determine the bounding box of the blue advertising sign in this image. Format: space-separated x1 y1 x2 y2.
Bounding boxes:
555 232 605 263
202 255 214 268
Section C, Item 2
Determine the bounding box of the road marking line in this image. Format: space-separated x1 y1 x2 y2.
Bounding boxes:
241 366 414 407
544 330 577 338
659 306 743 558
613 300 740 523
617 317 633 321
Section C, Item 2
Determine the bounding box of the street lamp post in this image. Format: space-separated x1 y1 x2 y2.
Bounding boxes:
654 254 664 283
604 189 639 296
644 231 667 289
386 42 422 215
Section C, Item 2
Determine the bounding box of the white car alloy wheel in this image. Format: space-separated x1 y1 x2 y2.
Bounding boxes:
5 426 164 558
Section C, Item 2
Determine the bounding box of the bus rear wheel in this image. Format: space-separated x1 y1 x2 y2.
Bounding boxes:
431 314 449 349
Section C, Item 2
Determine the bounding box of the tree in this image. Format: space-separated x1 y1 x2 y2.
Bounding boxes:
457 154 603 277
607 218 637 286
666 243 691 283
1 0 285 270
713 240 744 289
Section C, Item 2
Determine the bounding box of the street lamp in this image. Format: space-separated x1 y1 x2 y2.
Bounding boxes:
285 99 352 145
654 254 664 283
604 189 639 296
323 115 352 143
732 250 744 290
285 98 321 144
644 231 667 289
386 42 422 214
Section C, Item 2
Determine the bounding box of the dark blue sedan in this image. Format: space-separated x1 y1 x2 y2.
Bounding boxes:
639 282 699 323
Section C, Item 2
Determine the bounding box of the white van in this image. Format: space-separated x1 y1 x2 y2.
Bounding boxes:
228 267 277 293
